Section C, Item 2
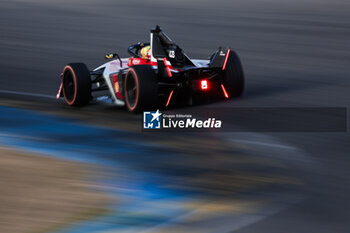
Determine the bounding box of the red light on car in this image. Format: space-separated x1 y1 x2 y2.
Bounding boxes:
112 73 124 99
166 90 174 107
221 84 229 98
200 80 208 90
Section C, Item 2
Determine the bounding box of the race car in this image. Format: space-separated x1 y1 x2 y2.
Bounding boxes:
57 25 244 112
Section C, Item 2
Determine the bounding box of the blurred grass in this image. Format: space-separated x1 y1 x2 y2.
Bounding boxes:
0 147 113 233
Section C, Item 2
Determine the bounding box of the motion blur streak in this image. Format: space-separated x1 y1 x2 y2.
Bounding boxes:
0 105 302 233
1 0 350 232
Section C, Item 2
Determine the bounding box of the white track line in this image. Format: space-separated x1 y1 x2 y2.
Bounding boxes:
0 89 55 99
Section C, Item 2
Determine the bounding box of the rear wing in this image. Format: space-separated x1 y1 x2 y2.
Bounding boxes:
208 48 231 70
150 25 195 68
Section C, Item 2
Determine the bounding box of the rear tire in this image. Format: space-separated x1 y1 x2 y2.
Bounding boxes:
223 50 245 98
62 63 91 106
124 65 158 113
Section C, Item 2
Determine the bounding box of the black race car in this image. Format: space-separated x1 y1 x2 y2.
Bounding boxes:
57 25 244 112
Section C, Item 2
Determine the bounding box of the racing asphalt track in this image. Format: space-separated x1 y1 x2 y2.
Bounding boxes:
1 0 350 232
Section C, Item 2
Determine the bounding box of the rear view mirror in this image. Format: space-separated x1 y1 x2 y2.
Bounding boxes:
105 53 122 67
105 53 116 59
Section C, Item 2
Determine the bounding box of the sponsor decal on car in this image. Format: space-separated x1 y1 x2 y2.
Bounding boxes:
168 50 175 58
132 59 141 65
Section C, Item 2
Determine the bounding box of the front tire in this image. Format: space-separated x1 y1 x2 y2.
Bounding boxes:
62 63 91 106
124 65 158 113
223 50 245 98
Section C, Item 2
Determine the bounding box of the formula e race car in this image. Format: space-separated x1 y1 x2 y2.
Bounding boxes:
57 26 244 112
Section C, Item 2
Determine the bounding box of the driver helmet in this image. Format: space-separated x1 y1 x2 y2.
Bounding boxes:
140 45 151 59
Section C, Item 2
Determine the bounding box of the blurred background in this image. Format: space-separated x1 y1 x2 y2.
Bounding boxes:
0 0 350 232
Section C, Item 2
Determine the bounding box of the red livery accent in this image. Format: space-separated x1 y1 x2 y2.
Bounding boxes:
222 48 231 70
163 58 172 77
166 90 174 107
221 84 229 98
128 58 152 66
56 82 63 99
112 73 124 99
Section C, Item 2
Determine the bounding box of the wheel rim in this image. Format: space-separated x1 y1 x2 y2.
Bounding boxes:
63 69 75 102
125 71 138 109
